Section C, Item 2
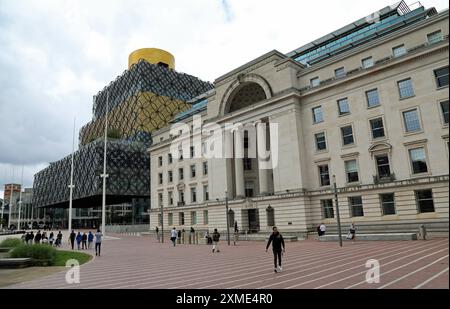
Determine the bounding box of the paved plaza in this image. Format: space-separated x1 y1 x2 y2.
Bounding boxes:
4 234 449 289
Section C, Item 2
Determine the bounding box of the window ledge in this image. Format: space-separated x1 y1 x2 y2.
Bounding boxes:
346 181 361 186
313 120 324 125
367 104 381 109
338 113 351 118
315 149 329 154
403 130 424 137
436 85 449 91
341 144 357 150
410 172 431 178
399 95 416 101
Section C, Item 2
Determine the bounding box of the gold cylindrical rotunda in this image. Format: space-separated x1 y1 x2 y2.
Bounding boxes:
128 48 175 69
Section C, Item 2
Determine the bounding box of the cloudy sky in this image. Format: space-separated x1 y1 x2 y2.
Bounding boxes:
0 0 448 198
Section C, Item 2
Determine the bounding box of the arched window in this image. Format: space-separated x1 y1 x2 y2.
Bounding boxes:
228 209 235 228
266 205 275 227
226 82 267 113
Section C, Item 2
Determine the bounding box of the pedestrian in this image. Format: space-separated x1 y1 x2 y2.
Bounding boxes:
76 232 82 250
21 233 26 242
49 232 54 246
347 222 356 242
170 227 177 247
265 226 285 273
56 231 62 247
155 226 160 242
34 230 42 244
212 228 220 253
82 232 87 249
319 223 326 236
88 231 94 249
69 230 76 250
178 229 182 244
233 221 239 245
190 227 195 244
316 224 321 236
28 231 34 244
95 229 103 256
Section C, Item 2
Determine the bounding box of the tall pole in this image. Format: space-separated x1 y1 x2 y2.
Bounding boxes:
333 175 343 247
225 191 230 246
68 117 76 234
8 168 14 230
100 92 109 236
18 166 24 230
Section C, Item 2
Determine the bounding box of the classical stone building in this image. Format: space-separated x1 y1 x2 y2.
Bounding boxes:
149 1 449 237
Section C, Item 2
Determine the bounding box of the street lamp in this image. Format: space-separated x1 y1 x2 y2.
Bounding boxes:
332 175 343 247
100 92 109 236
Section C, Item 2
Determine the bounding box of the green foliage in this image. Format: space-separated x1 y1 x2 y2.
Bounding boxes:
10 244 57 266
0 238 23 248
54 250 92 266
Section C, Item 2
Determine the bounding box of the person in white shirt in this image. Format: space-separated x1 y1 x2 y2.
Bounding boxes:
170 227 178 247
319 223 326 236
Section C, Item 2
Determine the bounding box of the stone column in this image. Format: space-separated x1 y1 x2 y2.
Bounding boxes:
257 121 270 196
234 130 245 198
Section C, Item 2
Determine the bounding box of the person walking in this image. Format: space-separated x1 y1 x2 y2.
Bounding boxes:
170 227 178 247
212 229 221 253
95 229 103 256
233 221 239 245
265 226 285 273
34 230 42 244
56 231 62 247
319 223 326 236
49 232 54 246
87 231 94 249
81 232 87 249
348 222 356 242
155 226 160 243
76 232 82 250
69 230 76 250
190 227 195 244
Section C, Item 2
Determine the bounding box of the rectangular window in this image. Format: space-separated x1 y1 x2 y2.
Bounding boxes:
403 109 421 132
318 165 330 186
191 211 197 225
440 100 449 124
178 148 183 161
427 30 443 44
375 155 391 178
203 210 209 224
190 165 196 178
158 214 162 225
168 171 173 183
178 168 184 180
168 153 173 164
203 162 208 175
362 57 373 69
312 106 323 123
245 181 254 198
158 156 163 167
345 160 359 183
321 199 334 219
168 191 173 206
335 67 346 78
380 193 396 215
349 196 364 217
409 147 428 174
341 125 354 145
315 132 327 151
398 78 414 99
168 213 173 226
158 173 163 185
337 98 350 115
243 158 252 171
158 193 163 206
310 77 320 87
392 44 406 58
191 187 197 203
179 191 185 204
415 189 435 213
366 89 380 108
190 146 195 158
434 67 449 88
179 212 185 225
203 185 209 201
370 118 385 139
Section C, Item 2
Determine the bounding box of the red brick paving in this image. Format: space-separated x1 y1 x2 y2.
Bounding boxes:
4 234 448 289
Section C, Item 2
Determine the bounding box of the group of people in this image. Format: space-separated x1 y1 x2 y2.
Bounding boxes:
22 230 63 247
69 230 103 256
316 222 357 241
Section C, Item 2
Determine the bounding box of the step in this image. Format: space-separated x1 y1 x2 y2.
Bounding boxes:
319 233 418 241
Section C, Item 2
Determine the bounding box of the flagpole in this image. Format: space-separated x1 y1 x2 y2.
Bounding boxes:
8 168 14 230
101 92 109 236
18 166 24 230
68 117 76 233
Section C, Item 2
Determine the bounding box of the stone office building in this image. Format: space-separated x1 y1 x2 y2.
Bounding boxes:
149 1 449 237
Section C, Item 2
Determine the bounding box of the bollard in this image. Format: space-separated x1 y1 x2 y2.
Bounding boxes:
195 232 199 244
189 234 192 244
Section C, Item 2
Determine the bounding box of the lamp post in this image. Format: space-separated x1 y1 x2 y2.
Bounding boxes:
100 92 109 236
17 166 24 230
160 202 164 243
0 203 4 230
8 170 14 230
333 175 343 247
68 117 76 234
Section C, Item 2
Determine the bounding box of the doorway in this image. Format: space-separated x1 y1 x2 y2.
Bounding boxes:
247 209 260 233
